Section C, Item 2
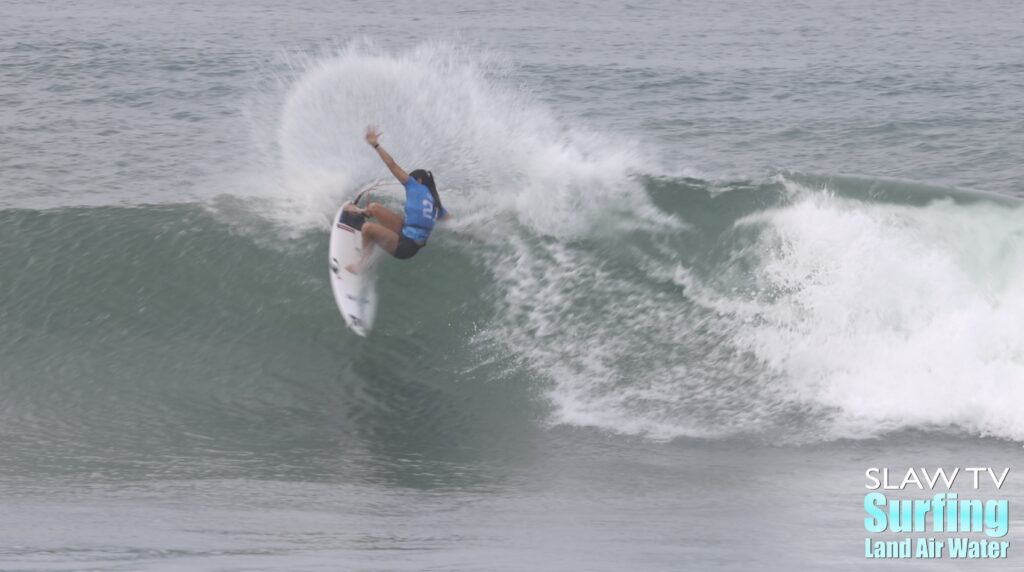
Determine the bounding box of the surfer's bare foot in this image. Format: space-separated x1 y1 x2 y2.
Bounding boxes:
344 263 360 275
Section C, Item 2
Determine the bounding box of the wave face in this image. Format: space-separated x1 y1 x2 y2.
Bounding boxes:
4 44 1023 451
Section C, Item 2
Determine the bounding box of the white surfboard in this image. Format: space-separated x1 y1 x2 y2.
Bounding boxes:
328 187 383 337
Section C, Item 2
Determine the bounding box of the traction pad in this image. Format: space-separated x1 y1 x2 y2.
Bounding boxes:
339 208 367 231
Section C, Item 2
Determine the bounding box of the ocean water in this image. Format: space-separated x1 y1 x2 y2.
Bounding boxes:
2 1 1023 570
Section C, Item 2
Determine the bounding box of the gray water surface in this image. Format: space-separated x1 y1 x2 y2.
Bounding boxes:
3 1 1023 570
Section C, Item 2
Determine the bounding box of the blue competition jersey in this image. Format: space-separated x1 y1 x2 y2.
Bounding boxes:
400 177 447 243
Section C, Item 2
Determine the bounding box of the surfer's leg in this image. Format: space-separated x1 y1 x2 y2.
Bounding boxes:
365 203 404 234
345 222 399 274
362 222 400 256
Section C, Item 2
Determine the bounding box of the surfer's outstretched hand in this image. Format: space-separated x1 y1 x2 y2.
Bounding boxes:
365 125 381 147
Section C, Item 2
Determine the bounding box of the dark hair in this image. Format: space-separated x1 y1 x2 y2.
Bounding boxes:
409 169 442 212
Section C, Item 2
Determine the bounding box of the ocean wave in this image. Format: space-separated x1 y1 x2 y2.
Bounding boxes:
4 41 1022 447
2 172 1020 446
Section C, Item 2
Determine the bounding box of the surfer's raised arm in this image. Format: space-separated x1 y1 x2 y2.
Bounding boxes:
365 126 409 184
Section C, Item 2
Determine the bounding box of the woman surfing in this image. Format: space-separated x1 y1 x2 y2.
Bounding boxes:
344 125 449 274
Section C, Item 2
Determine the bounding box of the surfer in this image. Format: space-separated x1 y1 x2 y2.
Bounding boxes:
344 125 448 274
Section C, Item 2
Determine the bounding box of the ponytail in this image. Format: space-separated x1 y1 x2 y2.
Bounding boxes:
411 169 443 213
425 170 442 212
